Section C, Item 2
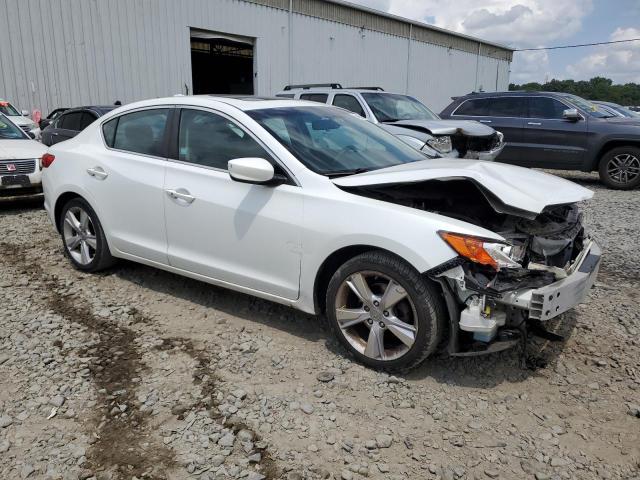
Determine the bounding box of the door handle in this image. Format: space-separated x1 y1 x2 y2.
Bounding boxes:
479 119 492 123
86 166 108 180
51 132 59 136
165 188 195 204
527 122 542 126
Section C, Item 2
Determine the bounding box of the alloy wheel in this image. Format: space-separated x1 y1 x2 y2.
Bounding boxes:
607 153 640 185
334 271 418 361
62 206 97 265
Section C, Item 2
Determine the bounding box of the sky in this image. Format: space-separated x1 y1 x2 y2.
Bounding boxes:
348 0 640 85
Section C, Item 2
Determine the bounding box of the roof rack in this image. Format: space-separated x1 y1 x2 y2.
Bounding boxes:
348 86 384 91
283 83 342 91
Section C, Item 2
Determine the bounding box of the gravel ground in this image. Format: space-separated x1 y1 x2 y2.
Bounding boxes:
0 170 638 480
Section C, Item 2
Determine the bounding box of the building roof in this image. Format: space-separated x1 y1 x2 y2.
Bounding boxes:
245 0 513 61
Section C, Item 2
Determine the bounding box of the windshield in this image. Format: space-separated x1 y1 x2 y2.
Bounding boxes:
0 114 28 139
607 104 640 118
0 101 21 117
247 106 426 176
560 94 611 118
361 93 440 122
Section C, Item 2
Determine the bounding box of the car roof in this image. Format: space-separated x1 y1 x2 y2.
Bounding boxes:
455 91 574 100
277 87 400 96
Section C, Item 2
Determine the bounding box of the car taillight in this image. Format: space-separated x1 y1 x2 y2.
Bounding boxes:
41 153 55 168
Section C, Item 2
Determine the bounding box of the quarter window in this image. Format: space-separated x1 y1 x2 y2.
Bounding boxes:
453 98 490 116
332 95 365 117
300 93 328 103
528 98 567 119
178 109 270 170
111 109 170 156
102 118 117 147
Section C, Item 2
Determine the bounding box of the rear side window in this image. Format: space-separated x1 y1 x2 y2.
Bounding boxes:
112 109 170 156
488 97 525 117
528 97 567 119
177 109 270 170
300 93 328 103
332 94 365 117
453 98 490 116
102 118 117 147
79 112 97 130
59 112 83 131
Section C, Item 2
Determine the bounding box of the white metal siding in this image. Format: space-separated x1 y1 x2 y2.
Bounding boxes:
0 0 511 116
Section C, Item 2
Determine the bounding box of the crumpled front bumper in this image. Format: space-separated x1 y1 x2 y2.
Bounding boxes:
498 240 601 321
462 131 505 161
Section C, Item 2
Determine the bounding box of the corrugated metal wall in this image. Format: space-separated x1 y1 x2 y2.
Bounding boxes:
0 0 511 116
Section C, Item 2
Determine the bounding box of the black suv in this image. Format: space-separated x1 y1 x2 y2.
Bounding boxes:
441 91 640 189
41 106 115 147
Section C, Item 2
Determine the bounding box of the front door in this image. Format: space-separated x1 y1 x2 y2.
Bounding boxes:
163 107 302 299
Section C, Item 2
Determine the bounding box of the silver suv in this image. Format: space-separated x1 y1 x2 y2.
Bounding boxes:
276 84 505 160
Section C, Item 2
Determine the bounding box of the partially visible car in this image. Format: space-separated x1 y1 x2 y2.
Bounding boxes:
0 98 40 139
42 96 600 371
592 101 640 119
441 91 640 189
0 113 48 197
42 106 115 146
39 107 70 130
275 84 505 160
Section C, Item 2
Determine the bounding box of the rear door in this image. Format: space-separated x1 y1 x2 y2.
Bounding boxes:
51 111 83 144
451 97 524 163
520 96 588 168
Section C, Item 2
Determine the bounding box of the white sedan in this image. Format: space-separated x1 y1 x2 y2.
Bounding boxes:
0 113 48 197
42 96 600 370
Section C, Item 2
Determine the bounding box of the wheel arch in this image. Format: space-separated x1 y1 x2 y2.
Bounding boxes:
591 140 640 171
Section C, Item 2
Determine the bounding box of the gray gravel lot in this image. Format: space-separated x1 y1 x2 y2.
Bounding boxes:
0 171 638 480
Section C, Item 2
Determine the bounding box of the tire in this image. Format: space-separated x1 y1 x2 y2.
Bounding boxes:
325 250 445 372
59 197 115 272
598 146 640 190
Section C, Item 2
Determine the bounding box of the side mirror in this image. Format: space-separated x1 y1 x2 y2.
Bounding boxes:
228 158 285 185
563 108 581 121
21 110 30 117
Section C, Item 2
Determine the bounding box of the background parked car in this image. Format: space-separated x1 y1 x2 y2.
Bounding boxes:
39 107 70 131
0 98 40 139
441 91 640 189
42 106 115 146
592 101 640 119
276 84 505 160
0 113 48 197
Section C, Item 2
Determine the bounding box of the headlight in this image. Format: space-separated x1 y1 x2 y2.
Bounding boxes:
396 135 426 150
426 136 452 154
439 231 521 270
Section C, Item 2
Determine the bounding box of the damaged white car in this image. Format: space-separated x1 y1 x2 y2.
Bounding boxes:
42 97 599 371
276 85 505 160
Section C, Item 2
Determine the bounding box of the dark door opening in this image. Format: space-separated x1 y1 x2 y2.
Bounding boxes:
191 31 254 95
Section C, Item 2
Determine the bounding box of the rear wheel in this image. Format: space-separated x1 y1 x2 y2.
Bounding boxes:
598 146 640 190
326 251 445 372
59 198 115 272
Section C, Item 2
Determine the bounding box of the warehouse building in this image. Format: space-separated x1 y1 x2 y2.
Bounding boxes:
0 0 513 116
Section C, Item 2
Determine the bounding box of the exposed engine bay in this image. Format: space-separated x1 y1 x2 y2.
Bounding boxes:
450 131 504 159
341 178 600 356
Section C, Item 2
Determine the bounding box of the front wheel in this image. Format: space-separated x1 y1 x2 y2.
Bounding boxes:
325 251 445 372
598 147 640 190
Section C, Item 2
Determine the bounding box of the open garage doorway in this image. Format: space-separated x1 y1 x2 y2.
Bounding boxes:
190 29 255 95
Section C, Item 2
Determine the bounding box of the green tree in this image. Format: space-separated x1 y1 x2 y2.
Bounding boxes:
509 77 640 105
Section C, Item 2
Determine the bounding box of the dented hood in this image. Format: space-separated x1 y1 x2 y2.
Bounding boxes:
332 159 593 215
384 119 496 136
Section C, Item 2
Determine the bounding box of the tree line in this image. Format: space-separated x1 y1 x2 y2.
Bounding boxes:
508 77 640 106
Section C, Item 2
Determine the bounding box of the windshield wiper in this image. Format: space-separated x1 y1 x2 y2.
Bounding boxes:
323 168 371 178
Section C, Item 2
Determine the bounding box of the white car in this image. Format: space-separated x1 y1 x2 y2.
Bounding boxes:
0 113 48 197
0 99 41 139
42 96 600 371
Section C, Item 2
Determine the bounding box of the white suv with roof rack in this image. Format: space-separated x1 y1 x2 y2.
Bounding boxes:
275 84 504 160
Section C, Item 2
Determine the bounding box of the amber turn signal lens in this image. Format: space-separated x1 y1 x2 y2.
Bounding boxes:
439 232 498 270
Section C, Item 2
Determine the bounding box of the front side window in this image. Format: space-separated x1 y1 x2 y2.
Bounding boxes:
0 114 27 139
59 112 83 131
332 95 365 117
300 93 328 103
361 93 439 122
453 98 490 116
112 109 169 156
248 106 425 176
560 94 610 118
528 97 567 119
0 101 20 117
178 109 269 170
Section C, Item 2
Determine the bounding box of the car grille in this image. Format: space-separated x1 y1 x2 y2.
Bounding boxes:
0 159 37 175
